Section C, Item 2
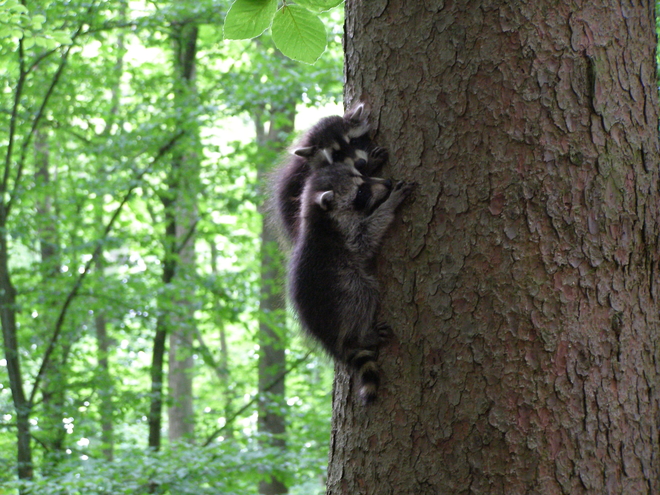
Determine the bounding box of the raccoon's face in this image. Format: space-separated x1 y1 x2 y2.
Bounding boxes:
294 108 372 170
312 162 392 217
327 131 372 171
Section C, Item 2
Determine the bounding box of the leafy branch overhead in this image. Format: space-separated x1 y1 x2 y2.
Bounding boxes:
0 0 72 49
223 0 342 64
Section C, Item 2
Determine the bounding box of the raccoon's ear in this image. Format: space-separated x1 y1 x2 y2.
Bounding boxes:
345 102 367 123
346 104 371 138
294 146 316 157
320 148 333 163
315 190 334 210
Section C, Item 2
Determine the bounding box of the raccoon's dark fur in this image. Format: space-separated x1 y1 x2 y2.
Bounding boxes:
272 103 389 245
287 153 414 404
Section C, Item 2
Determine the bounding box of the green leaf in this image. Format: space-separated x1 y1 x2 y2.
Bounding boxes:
294 0 343 12
34 36 57 50
30 14 46 29
271 5 326 64
51 31 72 45
6 0 28 14
223 0 277 40
0 25 20 37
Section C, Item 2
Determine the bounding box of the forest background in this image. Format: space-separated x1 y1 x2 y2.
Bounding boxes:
0 0 345 493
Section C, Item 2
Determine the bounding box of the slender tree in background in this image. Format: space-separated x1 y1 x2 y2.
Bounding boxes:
34 126 69 471
255 97 297 495
0 14 78 481
167 19 200 444
208 240 236 437
328 0 660 493
93 0 128 462
148 15 203 451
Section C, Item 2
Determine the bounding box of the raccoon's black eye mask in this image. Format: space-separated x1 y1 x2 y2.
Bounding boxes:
349 134 371 149
353 183 372 211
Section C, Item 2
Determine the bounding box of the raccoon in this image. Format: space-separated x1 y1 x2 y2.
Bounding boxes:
287 153 414 404
272 103 389 245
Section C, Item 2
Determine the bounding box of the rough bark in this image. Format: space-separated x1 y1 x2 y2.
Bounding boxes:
329 1 660 494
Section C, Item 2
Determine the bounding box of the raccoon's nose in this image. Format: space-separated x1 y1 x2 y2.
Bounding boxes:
355 158 367 170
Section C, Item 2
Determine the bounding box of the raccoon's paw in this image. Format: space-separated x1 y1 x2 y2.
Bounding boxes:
375 322 393 343
396 180 417 194
388 181 416 207
369 147 389 169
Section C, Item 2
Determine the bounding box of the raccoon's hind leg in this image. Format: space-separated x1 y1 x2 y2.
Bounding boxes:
347 322 392 404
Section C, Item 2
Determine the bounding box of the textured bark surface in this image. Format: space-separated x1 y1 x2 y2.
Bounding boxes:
329 1 660 493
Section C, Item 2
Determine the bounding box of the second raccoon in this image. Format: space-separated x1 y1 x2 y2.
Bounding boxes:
272 103 388 245
287 151 414 404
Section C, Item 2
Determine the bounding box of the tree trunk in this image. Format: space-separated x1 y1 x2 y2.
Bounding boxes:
257 217 288 495
329 1 660 493
95 310 114 461
210 241 235 438
166 21 199 444
255 103 296 495
148 21 200 449
94 1 125 460
148 220 176 451
35 127 69 471
0 213 32 482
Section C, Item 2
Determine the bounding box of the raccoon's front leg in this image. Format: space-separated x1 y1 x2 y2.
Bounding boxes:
354 181 415 256
358 146 389 176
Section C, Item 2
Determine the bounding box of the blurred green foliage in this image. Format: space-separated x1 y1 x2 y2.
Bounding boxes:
0 0 344 492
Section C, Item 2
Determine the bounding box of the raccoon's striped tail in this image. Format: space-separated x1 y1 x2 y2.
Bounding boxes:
351 349 381 404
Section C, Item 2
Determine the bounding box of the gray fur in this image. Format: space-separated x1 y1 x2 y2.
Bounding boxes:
269 103 389 247
287 153 414 404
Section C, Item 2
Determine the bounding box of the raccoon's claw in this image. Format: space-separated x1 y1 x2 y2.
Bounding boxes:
387 181 415 207
370 147 389 166
375 322 393 342
395 181 416 193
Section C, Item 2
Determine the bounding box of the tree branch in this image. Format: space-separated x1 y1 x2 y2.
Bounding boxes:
6 31 84 218
2 37 26 205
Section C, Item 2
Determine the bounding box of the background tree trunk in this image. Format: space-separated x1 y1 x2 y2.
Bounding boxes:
0 41 32 486
0 217 31 483
329 1 660 493
209 241 235 438
35 127 69 472
255 101 296 495
166 21 200 444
